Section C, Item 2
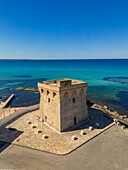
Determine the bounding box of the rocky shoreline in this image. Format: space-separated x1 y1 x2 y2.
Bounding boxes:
16 87 39 92
90 101 128 126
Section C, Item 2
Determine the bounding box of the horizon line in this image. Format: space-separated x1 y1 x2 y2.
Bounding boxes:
0 58 128 60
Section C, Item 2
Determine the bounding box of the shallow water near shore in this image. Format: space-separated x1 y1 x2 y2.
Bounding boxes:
0 59 128 115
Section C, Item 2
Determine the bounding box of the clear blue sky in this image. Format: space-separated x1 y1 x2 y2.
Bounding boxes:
0 0 128 59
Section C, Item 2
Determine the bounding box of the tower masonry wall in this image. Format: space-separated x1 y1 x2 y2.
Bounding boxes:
38 79 88 132
60 86 88 132
38 84 61 132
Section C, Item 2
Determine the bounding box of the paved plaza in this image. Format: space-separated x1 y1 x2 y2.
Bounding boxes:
0 125 128 170
0 108 113 154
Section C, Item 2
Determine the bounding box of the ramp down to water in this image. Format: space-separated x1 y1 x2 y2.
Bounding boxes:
0 94 15 108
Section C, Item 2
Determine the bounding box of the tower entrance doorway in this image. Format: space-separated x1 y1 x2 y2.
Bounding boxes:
74 117 76 125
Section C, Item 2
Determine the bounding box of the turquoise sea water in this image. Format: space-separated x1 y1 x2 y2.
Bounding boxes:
0 59 128 115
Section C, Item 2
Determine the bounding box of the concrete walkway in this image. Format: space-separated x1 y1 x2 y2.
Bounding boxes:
0 125 128 170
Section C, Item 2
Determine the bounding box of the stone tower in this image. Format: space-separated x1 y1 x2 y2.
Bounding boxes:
38 78 88 132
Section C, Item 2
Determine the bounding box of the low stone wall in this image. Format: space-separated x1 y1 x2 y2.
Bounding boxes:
0 104 39 128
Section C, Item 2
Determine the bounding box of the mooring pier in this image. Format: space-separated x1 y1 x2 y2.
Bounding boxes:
0 94 15 108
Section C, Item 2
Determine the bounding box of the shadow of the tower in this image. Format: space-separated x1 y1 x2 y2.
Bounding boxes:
0 127 23 153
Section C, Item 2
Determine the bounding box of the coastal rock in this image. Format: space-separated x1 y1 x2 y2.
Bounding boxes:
95 123 100 127
103 105 108 110
87 99 94 107
16 87 39 92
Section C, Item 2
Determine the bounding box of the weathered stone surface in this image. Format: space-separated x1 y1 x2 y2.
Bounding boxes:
16 87 39 92
37 129 42 133
92 103 128 125
27 120 32 124
71 135 78 140
38 78 88 132
122 125 125 129
95 123 100 127
42 134 48 139
89 126 93 131
117 122 121 126
80 130 86 135
0 109 116 155
31 124 37 128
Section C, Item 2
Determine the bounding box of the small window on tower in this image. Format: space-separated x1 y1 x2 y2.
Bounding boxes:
47 90 50 95
41 89 44 93
53 92 56 97
48 98 50 102
73 98 75 103
74 117 76 125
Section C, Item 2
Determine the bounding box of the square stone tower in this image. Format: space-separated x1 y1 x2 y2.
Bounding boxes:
38 78 88 132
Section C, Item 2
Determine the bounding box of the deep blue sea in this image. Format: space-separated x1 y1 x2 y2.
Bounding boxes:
0 59 128 115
